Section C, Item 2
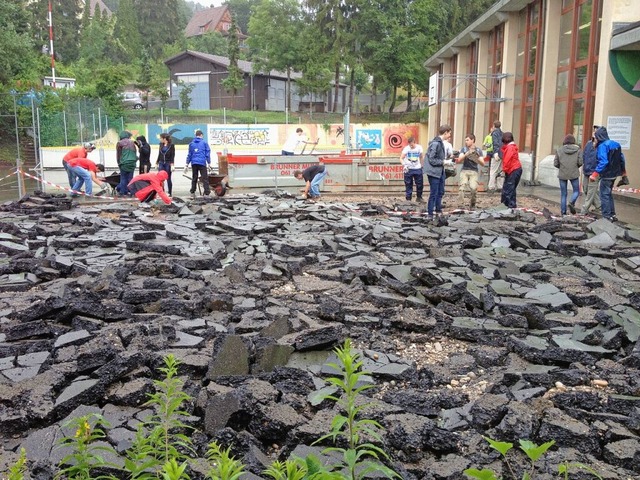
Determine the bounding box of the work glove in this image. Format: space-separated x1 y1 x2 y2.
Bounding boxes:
589 172 599 182
183 165 189 174
617 175 630 187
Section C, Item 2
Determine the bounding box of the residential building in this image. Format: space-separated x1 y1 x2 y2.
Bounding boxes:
424 0 640 185
184 5 246 44
164 50 348 112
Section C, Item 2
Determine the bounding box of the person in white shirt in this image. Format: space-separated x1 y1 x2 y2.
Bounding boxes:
400 136 424 201
282 128 308 155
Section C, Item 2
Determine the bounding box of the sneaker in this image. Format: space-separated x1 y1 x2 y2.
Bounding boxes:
417 197 425 203
568 202 576 214
405 197 411 201
606 215 619 222
190 192 196 199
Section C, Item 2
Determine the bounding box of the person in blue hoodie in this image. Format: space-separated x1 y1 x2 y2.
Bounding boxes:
580 126 601 216
185 129 211 198
590 127 626 222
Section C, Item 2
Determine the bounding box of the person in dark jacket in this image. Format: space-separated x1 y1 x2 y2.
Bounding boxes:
156 133 175 196
116 131 137 195
293 164 327 200
580 126 601 215
128 170 172 204
135 135 152 174
554 134 583 215
590 127 626 222
488 120 504 192
185 129 212 198
424 124 452 219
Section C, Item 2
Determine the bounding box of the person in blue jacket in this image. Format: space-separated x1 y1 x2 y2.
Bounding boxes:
185 129 211 198
580 126 601 216
589 127 626 222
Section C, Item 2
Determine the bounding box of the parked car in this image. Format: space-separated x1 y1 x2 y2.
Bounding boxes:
122 92 144 110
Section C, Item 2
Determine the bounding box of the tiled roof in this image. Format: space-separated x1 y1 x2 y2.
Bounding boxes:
185 6 228 38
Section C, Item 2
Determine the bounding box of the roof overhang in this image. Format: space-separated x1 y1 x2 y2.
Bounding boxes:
611 22 640 51
424 0 536 70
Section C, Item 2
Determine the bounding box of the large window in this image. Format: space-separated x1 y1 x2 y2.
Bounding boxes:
464 41 478 137
552 0 602 149
487 25 504 128
513 0 543 153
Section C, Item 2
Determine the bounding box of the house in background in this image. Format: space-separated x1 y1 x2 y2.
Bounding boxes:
85 0 112 17
164 50 348 113
184 5 247 45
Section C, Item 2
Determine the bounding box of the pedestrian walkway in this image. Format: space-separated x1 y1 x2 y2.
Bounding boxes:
523 184 639 226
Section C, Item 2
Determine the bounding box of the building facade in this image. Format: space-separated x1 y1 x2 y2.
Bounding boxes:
424 0 640 185
164 50 347 113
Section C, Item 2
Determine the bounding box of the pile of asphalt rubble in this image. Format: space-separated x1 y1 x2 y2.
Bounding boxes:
1 191 639 480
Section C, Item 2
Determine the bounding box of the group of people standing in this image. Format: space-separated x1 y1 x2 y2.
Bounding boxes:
400 121 523 219
554 125 627 222
61 129 215 205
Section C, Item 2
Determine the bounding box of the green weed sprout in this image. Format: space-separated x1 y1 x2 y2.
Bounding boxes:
160 458 190 480
123 354 194 479
5 447 27 480
206 442 245 480
55 413 116 480
464 436 556 480
558 461 603 479
313 339 399 480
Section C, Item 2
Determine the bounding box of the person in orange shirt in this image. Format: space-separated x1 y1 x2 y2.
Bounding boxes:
67 158 106 197
62 143 95 187
127 170 172 204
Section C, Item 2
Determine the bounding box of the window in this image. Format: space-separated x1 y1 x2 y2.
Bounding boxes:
465 41 478 136
513 0 543 152
487 25 504 128
552 0 602 149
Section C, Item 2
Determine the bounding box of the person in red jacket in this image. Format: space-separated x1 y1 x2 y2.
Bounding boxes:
63 143 95 187
67 157 105 197
127 170 172 204
500 131 523 209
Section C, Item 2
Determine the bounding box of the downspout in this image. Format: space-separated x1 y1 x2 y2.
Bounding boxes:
531 0 546 184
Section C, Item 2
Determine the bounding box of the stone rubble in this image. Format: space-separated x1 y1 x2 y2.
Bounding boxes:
0 191 639 479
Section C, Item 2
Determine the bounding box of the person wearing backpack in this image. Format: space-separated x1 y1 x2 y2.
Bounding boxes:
424 124 452 220
590 127 626 222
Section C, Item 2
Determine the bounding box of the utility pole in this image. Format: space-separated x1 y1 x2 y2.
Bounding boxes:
48 1 56 88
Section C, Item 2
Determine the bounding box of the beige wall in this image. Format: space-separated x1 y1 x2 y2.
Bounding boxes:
501 12 519 133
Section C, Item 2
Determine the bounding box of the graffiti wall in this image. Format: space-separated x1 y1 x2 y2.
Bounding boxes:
145 123 425 156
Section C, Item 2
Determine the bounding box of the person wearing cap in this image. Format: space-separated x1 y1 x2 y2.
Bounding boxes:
63 142 95 187
128 170 172 205
185 129 211 198
67 158 106 197
580 125 601 216
116 130 138 196
590 127 626 222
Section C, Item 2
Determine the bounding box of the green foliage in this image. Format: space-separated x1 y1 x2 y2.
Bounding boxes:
558 461 603 479
178 82 195 113
55 413 116 480
0 0 38 86
313 339 399 480
206 442 245 480
123 354 194 479
5 447 27 480
161 458 190 480
114 0 143 58
465 437 561 480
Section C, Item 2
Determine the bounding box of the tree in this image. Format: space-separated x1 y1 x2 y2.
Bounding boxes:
222 14 245 108
187 31 228 56
248 0 306 112
30 0 82 64
0 0 38 86
133 0 188 58
178 81 195 113
223 0 259 35
113 0 143 58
